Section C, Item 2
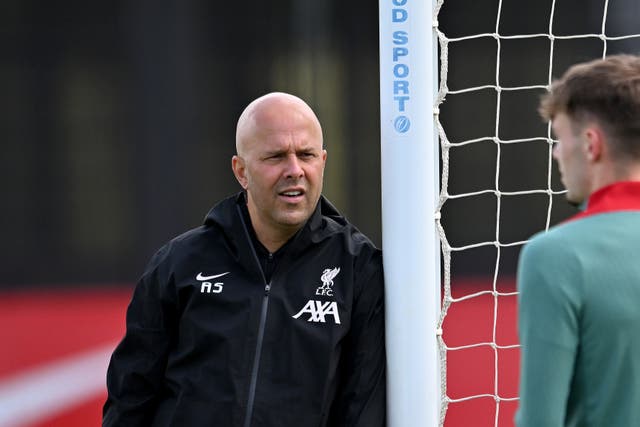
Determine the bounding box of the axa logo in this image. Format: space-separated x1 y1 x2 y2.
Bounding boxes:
293 300 341 324
196 272 229 294
315 267 340 296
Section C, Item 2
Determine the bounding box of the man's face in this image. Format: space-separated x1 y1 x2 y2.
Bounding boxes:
234 106 326 238
552 112 591 204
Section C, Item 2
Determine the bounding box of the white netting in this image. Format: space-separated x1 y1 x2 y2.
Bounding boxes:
433 0 640 426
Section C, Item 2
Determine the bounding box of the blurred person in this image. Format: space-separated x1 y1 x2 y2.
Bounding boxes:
103 92 386 427
516 55 640 426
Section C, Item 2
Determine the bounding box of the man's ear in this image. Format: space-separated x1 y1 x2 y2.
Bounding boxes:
232 155 248 189
584 125 605 162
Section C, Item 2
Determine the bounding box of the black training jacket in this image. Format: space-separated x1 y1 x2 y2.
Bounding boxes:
103 193 386 427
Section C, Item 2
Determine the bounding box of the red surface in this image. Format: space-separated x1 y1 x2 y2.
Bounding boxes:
0 287 131 377
0 286 132 427
443 278 520 427
0 281 520 427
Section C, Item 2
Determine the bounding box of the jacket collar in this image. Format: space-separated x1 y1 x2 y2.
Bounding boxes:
569 181 640 222
203 192 346 281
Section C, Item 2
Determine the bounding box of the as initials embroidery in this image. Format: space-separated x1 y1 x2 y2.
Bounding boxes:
196 272 229 294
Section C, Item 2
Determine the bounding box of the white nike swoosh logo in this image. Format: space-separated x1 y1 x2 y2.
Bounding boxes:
196 272 230 281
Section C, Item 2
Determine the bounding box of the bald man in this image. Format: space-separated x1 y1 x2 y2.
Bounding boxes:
103 93 386 427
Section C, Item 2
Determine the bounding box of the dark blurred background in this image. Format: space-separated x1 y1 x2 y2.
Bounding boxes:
2 0 639 288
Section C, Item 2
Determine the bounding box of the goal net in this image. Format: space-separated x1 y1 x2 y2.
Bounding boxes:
380 0 640 426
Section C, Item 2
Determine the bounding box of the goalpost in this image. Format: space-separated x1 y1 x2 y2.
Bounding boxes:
379 1 441 426
380 0 640 426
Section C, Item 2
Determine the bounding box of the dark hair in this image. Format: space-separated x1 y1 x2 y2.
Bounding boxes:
539 54 640 159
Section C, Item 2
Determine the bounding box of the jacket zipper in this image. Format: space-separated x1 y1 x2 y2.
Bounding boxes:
237 205 273 427
243 282 271 427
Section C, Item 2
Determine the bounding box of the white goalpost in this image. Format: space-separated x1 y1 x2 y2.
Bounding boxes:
380 0 640 426
379 1 441 426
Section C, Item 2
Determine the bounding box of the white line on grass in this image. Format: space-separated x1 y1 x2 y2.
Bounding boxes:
0 342 117 427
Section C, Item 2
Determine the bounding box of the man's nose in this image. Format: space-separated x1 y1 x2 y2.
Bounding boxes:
284 155 304 178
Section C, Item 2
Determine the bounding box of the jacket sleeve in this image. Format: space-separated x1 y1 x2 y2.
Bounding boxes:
515 236 581 427
103 245 178 426
328 249 386 427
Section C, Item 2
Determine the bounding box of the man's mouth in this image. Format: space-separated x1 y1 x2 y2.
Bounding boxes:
279 189 305 199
